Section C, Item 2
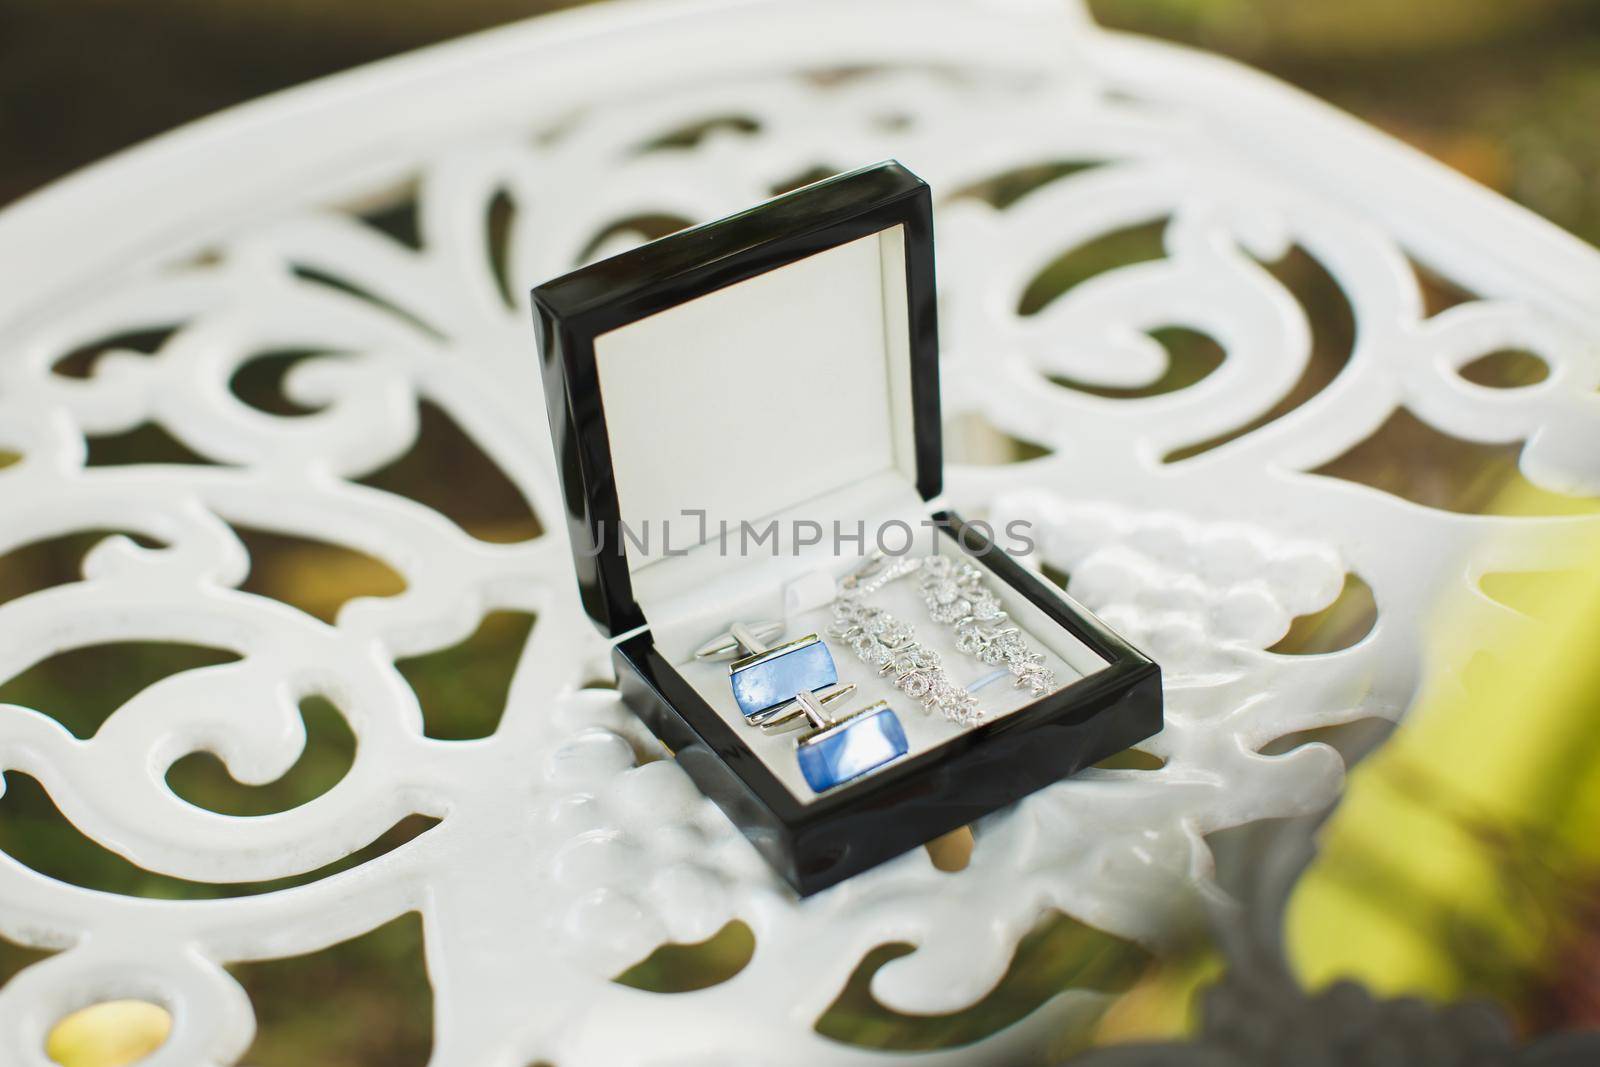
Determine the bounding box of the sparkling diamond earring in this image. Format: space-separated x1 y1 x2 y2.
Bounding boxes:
919 556 1056 696
785 690 909 793
836 552 1057 704
696 621 840 719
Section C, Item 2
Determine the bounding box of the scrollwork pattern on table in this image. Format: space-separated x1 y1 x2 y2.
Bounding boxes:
0 26 1597 1067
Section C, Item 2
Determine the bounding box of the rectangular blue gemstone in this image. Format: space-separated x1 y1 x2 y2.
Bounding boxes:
797 706 909 793
730 638 837 718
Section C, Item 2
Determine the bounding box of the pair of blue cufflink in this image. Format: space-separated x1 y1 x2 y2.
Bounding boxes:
695 621 908 793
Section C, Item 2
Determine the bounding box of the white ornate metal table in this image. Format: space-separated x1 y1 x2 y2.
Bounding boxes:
1 0 1598 1064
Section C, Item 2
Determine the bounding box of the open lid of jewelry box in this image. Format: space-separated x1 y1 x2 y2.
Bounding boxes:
532 161 941 638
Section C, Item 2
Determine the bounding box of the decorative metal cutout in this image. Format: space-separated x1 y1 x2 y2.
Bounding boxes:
0 2 1596 1063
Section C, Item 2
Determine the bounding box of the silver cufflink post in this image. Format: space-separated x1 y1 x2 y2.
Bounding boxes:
754 683 858 734
694 620 784 661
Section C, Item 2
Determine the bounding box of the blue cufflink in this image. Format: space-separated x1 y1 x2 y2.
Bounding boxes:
697 621 838 719
730 635 837 718
784 691 909 793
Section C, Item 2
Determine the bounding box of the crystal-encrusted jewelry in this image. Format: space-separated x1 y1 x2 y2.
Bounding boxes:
828 596 983 726
835 552 1057 704
918 556 1056 696
695 621 839 719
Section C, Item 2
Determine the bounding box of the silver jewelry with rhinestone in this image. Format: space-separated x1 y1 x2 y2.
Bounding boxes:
919 555 1056 696
839 554 920 598
828 596 984 726
841 552 1057 699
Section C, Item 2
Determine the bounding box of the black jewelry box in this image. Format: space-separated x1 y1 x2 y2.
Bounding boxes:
532 162 1161 896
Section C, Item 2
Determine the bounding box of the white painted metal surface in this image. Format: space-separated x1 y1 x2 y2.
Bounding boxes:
0 0 1597 1063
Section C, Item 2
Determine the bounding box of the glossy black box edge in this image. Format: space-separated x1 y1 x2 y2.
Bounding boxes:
532 161 942 638
614 512 1163 897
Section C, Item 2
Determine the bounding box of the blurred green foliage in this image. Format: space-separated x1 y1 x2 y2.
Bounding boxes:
1093 0 1600 247
1287 520 1600 1034
3 0 1597 249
